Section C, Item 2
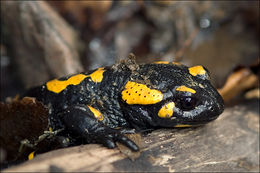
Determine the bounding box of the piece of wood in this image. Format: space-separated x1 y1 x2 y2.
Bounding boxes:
3 99 259 172
0 97 48 161
1 1 83 88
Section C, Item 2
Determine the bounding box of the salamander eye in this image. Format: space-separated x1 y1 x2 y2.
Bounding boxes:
180 97 197 111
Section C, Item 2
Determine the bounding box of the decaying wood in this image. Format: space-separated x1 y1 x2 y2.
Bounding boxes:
0 97 49 161
3 100 259 172
1 1 83 88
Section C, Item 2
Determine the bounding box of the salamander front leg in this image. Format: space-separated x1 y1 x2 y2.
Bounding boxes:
58 105 139 151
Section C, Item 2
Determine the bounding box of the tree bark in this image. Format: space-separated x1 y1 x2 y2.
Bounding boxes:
3 100 259 172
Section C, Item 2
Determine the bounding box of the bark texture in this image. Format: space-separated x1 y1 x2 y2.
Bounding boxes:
3 100 259 172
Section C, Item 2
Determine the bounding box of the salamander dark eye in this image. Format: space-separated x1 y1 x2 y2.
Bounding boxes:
180 97 197 111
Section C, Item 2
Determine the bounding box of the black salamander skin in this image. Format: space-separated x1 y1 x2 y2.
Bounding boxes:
24 61 224 151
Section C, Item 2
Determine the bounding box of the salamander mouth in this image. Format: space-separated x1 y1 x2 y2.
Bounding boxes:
179 116 219 125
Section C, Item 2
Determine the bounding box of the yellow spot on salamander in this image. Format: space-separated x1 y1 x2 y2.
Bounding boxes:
188 65 206 76
122 81 163 105
158 102 175 118
172 62 181 65
154 61 181 65
46 68 106 93
46 74 88 93
49 127 53 132
88 106 104 121
28 151 35 160
175 124 193 127
154 61 169 64
176 85 196 94
88 67 105 83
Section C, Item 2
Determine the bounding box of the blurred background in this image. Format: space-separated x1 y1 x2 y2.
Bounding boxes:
0 1 259 170
1 1 259 102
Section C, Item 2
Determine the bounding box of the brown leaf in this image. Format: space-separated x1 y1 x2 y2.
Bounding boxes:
218 65 259 102
116 133 142 161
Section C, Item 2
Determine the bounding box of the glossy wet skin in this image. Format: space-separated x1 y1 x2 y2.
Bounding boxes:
122 63 224 128
159 80 224 127
24 60 225 152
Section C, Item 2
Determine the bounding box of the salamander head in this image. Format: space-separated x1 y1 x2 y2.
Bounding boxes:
120 63 224 128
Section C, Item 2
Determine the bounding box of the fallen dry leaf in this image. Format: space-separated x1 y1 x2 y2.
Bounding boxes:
218 64 259 102
116 133 142 161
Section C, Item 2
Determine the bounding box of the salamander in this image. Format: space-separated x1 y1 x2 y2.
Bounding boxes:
24 58 224 152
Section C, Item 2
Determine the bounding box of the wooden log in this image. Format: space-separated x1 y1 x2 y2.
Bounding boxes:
1 1 83 88
3 99 259 172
